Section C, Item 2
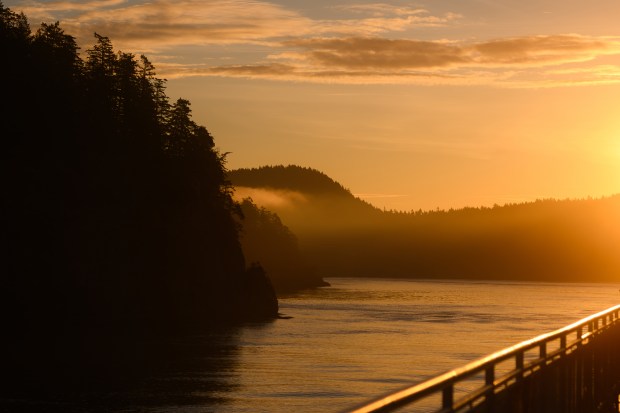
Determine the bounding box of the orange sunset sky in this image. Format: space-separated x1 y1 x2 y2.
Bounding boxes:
8 0 620 210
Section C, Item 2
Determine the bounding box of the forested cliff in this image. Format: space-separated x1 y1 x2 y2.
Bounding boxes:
2 3 277 335
237 199 329 293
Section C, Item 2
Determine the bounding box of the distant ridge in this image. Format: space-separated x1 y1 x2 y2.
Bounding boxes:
229 165 354 197
229 165 381 233
230 165 620 284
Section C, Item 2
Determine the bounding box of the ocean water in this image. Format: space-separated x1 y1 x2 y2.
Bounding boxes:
221 278 620 413
6 278 619 412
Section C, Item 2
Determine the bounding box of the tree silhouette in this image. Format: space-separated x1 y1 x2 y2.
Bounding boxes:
2 4 278 337
238 198 327 292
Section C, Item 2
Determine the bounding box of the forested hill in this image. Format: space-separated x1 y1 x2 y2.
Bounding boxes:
229 165 620 283
229 165 382 233
230 165 357 196
2 3 277 336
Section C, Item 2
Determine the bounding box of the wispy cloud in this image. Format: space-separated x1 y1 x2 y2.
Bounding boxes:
333 3 461 24
11 0 620 86
163 35 620 86
17 0 312 48
471 35 614 65
334 3 428 17
285 35 619 70
321 4 461 34
233 186 307 209
354 193 408 198
286 38 467 69
15 0 455 47
19 0 127 15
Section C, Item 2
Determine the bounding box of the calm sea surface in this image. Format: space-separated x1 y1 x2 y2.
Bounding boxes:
8 278 620 412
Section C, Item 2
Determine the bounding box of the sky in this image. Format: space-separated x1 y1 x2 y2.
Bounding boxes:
7 0 620 210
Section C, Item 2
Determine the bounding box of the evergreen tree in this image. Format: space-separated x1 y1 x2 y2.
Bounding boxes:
2 4 278 338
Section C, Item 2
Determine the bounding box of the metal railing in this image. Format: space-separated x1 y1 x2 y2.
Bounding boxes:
342 304 620 413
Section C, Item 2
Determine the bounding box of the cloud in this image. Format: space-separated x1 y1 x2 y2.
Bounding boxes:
15 0 127 22
546 64 620 77
333 3 461 24
12 0 620 86
15 0 456 49
334 3 429 17
288 38 467 69
354 193 408 198
166 34 620 87
157 62 460 85
317 5 461 34
17 0 313 48
472 35 614 65
207 63 296 76
285 35 619 71
534 64 620 87
23 0 127 12
233 186 307 209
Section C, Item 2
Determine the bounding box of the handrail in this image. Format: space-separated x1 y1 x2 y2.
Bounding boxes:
342 304 620 413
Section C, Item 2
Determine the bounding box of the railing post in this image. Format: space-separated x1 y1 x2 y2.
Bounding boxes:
516 351 524 380
485 365 495 388
515 351 525 413
442 383 454 412
485 365 495 412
